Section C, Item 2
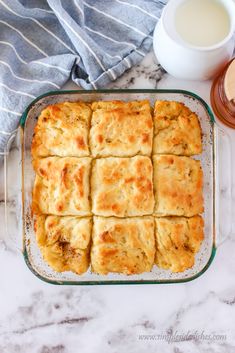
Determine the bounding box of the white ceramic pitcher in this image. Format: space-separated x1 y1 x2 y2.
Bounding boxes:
153 0 235 80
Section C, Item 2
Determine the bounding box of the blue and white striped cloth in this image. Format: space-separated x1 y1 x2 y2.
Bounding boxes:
0 0 166 158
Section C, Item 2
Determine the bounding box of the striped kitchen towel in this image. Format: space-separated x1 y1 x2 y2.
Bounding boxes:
0 0 166 158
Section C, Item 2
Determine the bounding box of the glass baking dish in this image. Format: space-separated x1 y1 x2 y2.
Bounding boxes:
4 89 232 285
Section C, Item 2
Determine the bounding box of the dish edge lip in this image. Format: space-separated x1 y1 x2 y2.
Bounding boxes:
20 88 216 285
22 246 216 286
19 88 215 127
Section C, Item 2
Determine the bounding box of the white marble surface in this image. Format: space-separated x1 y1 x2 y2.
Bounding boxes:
1 51 235 353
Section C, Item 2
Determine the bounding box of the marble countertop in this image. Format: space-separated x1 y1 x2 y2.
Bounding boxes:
1 51 235 353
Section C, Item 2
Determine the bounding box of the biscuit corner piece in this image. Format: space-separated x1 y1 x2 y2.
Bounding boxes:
155 216 204 272
91 216 155 275
34 215 92 274
153 100 202 156
31 101 91 159
90 100 153 157
91 156 154 217
153 155 204 217
32 156 91 216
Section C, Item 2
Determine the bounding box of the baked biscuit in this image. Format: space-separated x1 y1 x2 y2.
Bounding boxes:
153 101 202 156
153 155 203 216
31 102 91 158
91 216 155 275
90 100 153 157
35 215 92 274
155 216 204 272
32 157 91 216
91 156 154 217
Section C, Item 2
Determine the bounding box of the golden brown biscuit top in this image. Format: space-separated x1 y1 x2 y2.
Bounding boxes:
153 155 204 217
34 215 92 274
31 102 91 158
155 216 204 272
153 101 202 156
32 157 91 216
91 216 155 275
91 100 150 112
154 100 191 118
92 216 154 248
90 100 153 157
30 99 205 276
36 215 91 249
91 156 154 217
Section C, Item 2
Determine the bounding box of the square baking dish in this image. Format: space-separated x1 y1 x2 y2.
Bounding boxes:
4 89 231 285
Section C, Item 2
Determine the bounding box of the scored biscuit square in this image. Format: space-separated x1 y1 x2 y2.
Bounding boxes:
153 101 202 156
91 156 154 217
90 100 153 157
91 216 155 275
32 157 91 216
155 216 204 272
153 155 204 217
35 215 92 274
31 102 91 158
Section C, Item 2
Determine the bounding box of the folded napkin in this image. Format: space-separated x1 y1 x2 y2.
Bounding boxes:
0 0 166 158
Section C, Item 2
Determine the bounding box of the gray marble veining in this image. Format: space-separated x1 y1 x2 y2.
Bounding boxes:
0 51 235 353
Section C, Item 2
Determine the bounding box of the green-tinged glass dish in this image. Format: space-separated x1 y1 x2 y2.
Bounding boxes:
5 89 226 285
